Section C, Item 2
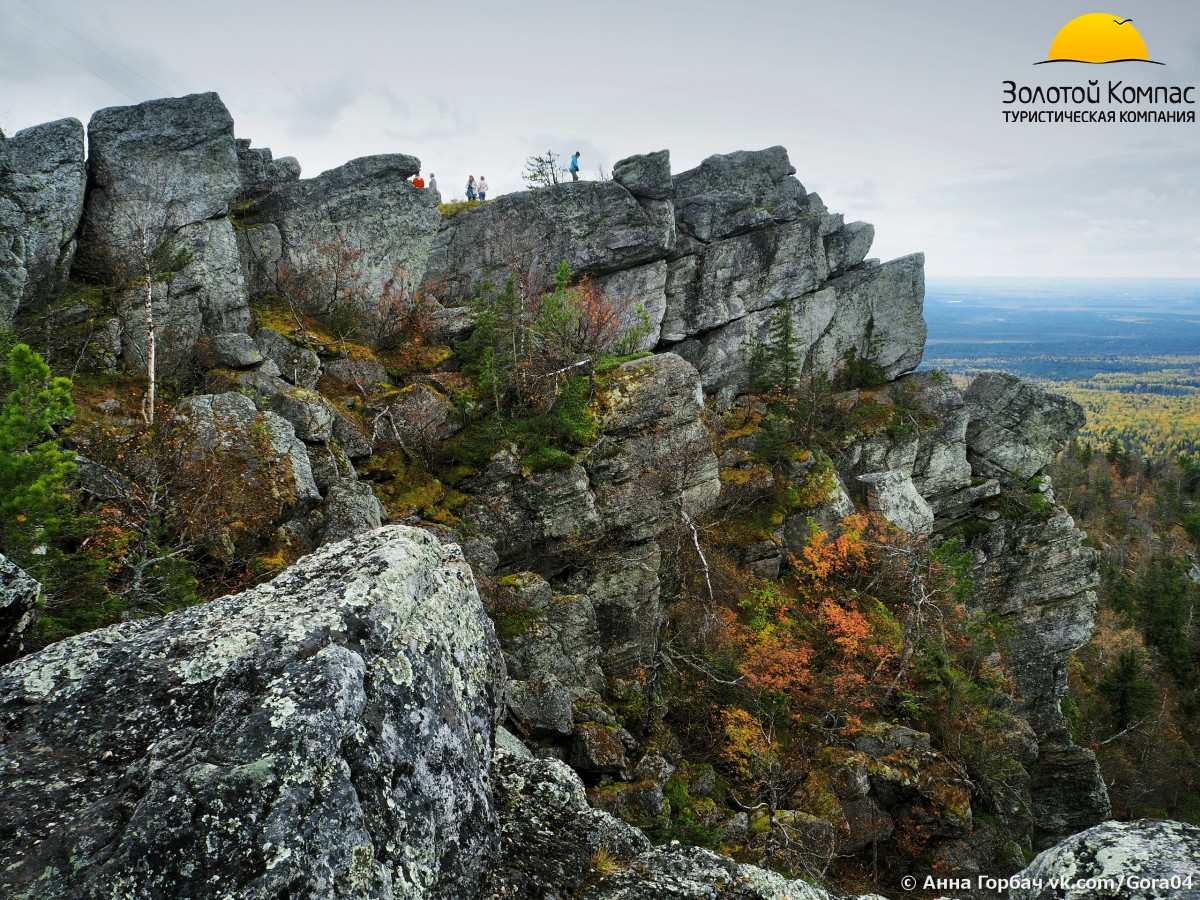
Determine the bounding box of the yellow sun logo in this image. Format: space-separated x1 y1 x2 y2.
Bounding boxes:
1037 13 1164 65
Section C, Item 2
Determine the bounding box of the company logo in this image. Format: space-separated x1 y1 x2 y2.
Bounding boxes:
999 12 1193 124
1036 13 1164 65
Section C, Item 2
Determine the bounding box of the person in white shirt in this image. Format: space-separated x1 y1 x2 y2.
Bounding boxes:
428 173 438 193
477 177 489 201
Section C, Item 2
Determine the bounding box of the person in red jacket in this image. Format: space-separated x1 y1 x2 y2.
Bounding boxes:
412 173 425 188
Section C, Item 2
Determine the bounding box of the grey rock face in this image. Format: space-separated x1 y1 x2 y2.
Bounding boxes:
672 146 811 227
590 260 668 350
0 526 503 899
175 391 320 505
251 154 439 305
1012 820 1200 900
0 118 87 321
422 180 676 303
612 149 672 200
671 254 925 397
86 92 241 226
0 553 40 665
80 93 250 374
964 372 1086 479
582 844 853 899
236 222 283 298
236 139 302 199
857 470 934 534
254 327 322 388
209 331 263 368
824 221 875 276
662 218 828 339
487 749 650 899
965 504 1108 846
316 477 387 544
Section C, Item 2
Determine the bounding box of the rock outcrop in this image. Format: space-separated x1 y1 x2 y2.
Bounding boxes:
0 118 87 327
0 90 1127 895
0 553 41 665
0 526 503 899
78 92 251 375
249 153 440 303
465 352 720 678
1012 819 1200 900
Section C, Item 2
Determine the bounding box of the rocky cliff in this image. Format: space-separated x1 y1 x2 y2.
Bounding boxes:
0 91 1133 897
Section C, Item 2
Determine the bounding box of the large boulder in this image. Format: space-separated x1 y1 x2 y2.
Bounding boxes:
487 748 650 899
78 92 250 375
235 138 301 200
175 391 321 505
0 118 87 323
0 526 503 899
1012 820 1200 900
582 844 868 899
250 153 440 304
422 180 676 303
0 553 40 665
671 146 812 228
964 372 1085 479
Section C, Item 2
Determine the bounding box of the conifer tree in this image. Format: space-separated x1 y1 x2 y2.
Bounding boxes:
0 343 75 553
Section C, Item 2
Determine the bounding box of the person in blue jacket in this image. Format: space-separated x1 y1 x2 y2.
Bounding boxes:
466 175 476 201
569 151 580 181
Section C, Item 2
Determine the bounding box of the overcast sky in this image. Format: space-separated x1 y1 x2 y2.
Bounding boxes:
2 0 1198 278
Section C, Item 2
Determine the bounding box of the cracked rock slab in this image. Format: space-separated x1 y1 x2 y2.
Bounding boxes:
0 525 503 899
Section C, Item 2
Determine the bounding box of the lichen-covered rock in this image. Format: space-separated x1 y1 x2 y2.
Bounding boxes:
315 477 387 544
236 138 301 200
80 93 250 373
1 118 87 321
422 180 675 303
487 749 650 899
495 573 606 692
254 327 322 388
209 331 263 368
175 391 320 505
964 372 1085 480
0 526 503 899
212 369 337 443
612 150 672 200
857 470 934 534
965 504 1109 845
582 844 871 899
670 254 925 398
0 553 40 665
250 153 439 305
505 672 574 737
1012 819 1200 900
372 383 461 450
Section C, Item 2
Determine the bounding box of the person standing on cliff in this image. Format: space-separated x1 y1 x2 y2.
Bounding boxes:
569 151 580 181
477 176 488 201
466 175 476 201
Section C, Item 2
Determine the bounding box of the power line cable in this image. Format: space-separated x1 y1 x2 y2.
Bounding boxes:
0 8 138 102
19 0 170 96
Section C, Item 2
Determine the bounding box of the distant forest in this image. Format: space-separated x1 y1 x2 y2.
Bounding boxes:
923 278 1200 457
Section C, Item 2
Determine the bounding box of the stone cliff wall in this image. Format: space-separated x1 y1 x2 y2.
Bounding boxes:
0 91 1118 892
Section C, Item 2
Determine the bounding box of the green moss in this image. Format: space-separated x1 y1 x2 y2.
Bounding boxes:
438 199 484 219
